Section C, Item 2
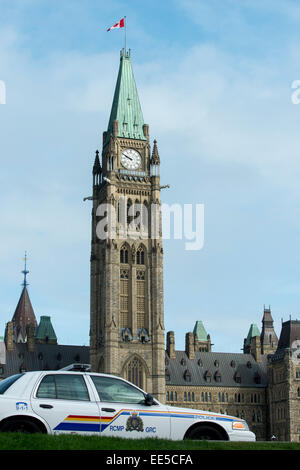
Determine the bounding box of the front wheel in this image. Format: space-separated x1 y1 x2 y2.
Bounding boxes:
186 425 224 441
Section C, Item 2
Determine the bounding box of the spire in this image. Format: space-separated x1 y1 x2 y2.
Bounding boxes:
150 140 160 165
22 251 29 287
11 254 38 343
93 150 101 174
105 50 147 146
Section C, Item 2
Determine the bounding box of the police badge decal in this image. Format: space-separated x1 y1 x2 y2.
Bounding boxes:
126 411 144 432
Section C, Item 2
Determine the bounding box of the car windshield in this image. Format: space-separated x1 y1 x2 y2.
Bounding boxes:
0 374 24 394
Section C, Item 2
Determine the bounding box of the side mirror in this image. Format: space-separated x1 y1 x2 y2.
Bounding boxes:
144 393 154 406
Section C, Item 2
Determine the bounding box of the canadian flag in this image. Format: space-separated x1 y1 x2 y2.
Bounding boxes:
107 18 125 32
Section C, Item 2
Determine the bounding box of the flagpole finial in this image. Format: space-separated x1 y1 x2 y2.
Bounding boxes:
21 251 29 287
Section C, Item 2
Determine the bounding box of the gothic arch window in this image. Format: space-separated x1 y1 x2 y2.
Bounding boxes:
136 245 145 265
124 356 146 390
136 270 146 329
120 245 129 264
120 269 129 328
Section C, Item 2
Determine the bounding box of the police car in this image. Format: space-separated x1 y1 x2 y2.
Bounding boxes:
0 367 255 441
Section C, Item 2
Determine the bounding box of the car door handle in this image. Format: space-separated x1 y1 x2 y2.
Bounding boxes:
101 407 116 413
39 404 53 409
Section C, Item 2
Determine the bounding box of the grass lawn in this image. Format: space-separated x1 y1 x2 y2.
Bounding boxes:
0 433 299 450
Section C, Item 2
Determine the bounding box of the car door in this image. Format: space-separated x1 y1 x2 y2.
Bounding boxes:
89 375 171 439
30 373 101 435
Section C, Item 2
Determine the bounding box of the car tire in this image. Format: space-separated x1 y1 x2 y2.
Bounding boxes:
0 418 42 434
187 425 224 441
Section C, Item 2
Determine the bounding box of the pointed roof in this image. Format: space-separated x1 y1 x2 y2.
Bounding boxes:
12 286 37 341
105 50 146 145
193 321 208 341
245 323 261 346
35 316 57 343
151 140 160 165
93 150 101 174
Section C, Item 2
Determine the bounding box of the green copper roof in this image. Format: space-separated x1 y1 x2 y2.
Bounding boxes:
105 50 146 145
35 316 57 341
193 321 208 341
245 323 261 346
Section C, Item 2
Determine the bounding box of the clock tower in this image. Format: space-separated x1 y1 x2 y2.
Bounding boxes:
89 49 165 402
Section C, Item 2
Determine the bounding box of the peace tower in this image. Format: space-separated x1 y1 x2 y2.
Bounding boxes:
89 50 165 402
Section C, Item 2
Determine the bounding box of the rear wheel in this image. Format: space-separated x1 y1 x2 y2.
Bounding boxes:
0 418 43 434
186 425 224 441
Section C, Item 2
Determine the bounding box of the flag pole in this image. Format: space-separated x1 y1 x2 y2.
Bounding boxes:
124 16 127 53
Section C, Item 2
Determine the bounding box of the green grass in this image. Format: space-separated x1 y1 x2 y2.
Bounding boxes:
0 433 299 450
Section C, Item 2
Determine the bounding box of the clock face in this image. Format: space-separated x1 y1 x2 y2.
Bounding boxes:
121 149 141 170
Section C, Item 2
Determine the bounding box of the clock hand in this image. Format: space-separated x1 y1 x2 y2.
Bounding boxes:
124 154 133 161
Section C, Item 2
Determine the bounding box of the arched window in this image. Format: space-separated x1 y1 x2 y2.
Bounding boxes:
136 270 146 329
120 269 129 328
125 357 145 390
120 245 129 264
136 246 145 265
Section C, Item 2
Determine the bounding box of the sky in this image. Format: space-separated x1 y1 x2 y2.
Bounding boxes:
1 0 300 353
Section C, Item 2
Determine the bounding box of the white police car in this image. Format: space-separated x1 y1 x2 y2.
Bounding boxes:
0 367 255 441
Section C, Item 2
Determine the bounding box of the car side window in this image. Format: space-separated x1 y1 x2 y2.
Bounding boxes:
37 374 90 401
91 376 145 404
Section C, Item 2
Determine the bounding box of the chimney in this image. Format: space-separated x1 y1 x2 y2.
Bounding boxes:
185 332 195 360
143 124 149 140
250 335 261 363
166 331 176 359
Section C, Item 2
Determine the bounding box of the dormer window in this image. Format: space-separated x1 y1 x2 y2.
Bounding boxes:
184 370 191 382
234 371 242 384
214 371 222 383
204 370 212 383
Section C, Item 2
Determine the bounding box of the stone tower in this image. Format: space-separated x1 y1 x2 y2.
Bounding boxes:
261 306 278 355
89 50 165 402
